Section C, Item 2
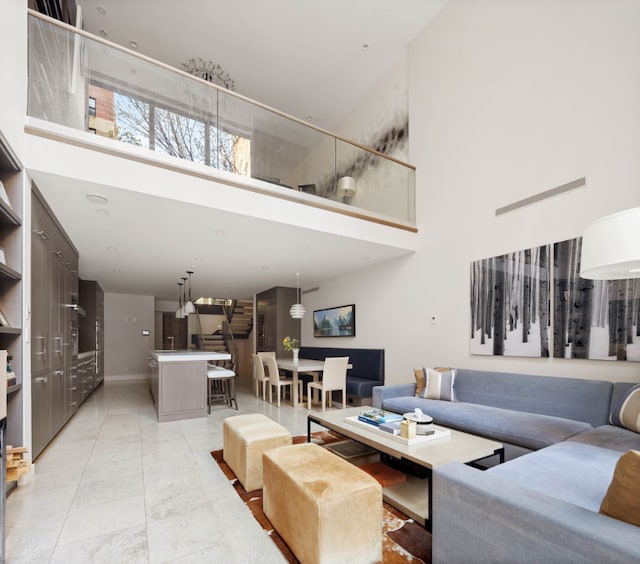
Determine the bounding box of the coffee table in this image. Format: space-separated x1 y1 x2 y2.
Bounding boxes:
307 406 504 530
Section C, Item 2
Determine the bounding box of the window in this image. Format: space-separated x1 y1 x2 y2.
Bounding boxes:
88 96 96 117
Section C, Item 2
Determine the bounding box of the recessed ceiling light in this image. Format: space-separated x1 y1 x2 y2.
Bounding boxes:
106 246 118 252
306 116 313 121
86 194 109 204
98 28 108 37
95 209 109 215
129 40 139 49
214 230 225 235
361 44 370 51
96 5 106 15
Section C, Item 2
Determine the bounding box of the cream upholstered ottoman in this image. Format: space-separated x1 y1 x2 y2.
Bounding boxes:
223 414 292 492
263 442 382 564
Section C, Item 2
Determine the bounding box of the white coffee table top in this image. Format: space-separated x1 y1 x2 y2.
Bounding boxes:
309 406 503 470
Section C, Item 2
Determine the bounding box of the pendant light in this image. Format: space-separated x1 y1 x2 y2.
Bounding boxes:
290 272 306 319
180 277 188 317
184 270 196 314
175 282 184 319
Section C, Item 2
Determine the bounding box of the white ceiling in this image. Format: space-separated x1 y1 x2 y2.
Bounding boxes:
32 1 446 302
77 0 447 130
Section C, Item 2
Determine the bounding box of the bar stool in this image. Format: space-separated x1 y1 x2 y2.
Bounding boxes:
207 363 237 412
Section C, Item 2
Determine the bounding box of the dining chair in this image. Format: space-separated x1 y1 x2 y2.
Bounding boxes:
252 353 270 401
263 355 300 408
307 356 349 411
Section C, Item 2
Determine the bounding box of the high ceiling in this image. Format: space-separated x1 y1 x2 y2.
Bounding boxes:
78 0 447 130
33 1 447 301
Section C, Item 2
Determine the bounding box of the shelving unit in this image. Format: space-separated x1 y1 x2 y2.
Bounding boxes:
0 132 24 451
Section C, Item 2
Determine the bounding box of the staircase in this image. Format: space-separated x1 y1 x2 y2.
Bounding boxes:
197 299 253 354
228 300 253 339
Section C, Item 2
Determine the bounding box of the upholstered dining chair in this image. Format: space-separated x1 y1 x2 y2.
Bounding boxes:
251 353 270 401
307 356 349 411
263 355 300 408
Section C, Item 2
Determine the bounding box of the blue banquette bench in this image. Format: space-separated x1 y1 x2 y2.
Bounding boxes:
299 346 384 406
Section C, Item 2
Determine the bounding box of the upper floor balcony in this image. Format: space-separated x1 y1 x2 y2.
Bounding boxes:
26 11 416 231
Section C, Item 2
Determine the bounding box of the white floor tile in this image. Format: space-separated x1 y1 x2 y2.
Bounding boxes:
50 523 149 564
58 494 147 545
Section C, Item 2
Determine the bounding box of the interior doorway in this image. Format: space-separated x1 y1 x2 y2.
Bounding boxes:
162 312 188 350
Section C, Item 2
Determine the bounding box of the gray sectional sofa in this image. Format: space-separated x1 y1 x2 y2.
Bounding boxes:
372 369 640 563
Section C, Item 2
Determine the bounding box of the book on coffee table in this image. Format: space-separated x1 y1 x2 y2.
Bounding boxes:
345 416 451 444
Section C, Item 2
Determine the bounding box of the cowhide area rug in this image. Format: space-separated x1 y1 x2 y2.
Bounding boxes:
211 432 432 564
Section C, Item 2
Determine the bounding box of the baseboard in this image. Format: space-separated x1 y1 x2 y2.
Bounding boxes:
104 373 147 381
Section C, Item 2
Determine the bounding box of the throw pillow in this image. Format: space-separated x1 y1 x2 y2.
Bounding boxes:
599 449 640 527
610 384 640 433
414 368 426 397
421 368 456 401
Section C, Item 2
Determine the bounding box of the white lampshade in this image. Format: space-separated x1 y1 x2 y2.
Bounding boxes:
580 207 640 280
184 301 195 315
337 176 356 203
290 303 306 319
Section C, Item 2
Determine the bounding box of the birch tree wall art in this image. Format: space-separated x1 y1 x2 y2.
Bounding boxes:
554 237 640 361
470 246 551 357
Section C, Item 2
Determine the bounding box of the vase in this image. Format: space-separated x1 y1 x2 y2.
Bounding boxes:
292 348 299 363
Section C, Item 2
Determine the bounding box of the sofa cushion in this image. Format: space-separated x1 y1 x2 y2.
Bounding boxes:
421 368 456 401
568 425 640 453
488 442 621 512
453 369 613 427
381 397 593 450
610 384 640 433
600 450 640 527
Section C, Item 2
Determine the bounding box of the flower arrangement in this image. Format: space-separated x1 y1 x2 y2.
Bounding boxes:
282 336 299 351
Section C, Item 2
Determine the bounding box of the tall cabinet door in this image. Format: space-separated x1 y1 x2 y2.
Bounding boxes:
31 220 52 457
30 226 50 374
50 251 66 434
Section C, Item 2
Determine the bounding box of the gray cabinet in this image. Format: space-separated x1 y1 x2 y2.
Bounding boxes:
31 187 79 458
256 287 300 356
79 279 104 387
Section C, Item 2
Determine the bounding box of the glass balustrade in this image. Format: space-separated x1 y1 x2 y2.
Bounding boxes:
27 12 416 226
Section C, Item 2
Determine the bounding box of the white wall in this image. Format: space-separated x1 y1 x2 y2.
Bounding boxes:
0 0 27 152
303 0 640 384
104 293 155 379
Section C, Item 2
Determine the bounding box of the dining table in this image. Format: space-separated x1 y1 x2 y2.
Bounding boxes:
273 358 352 407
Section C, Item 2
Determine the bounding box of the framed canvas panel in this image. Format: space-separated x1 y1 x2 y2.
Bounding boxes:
554 237 640 361
470 245 551 357
313 304 355 337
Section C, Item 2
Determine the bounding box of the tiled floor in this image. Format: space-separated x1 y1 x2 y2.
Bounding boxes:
6 378 312 563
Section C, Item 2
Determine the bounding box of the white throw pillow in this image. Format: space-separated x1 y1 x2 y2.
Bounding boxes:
421 368 456 401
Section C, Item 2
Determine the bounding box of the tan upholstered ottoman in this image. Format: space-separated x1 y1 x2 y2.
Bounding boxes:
263 442 382 564
223 414 292 492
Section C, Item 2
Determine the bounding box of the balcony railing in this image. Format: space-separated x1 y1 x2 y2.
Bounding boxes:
26 11 416 227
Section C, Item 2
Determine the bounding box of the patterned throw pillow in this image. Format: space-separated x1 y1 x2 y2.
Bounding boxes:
420 368 456 401
414 368 426 397
610 384 640 433
599 449 640 526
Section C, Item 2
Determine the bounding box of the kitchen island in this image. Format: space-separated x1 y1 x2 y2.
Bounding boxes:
148 350 231 422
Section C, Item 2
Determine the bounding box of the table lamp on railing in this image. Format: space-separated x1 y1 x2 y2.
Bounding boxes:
580 207 640 280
